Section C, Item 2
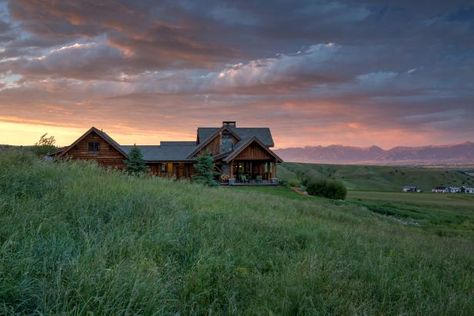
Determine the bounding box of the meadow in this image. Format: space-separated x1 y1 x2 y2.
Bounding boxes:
279 162 474 192
0 150 473 314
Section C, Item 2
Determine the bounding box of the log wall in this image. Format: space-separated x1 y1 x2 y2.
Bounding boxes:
234 143 274 160
63 131 126 168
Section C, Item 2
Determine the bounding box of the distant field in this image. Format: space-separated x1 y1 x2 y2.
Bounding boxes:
348 191 474 237
348 191 474 210
234 186 474 238
279 162 474 192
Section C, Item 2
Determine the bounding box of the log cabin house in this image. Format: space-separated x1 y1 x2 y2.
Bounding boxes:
54 121 283 185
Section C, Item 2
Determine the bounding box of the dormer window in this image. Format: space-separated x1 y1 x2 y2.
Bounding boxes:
88 142 100 152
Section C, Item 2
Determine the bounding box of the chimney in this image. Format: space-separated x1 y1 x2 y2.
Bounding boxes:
222 121 236 127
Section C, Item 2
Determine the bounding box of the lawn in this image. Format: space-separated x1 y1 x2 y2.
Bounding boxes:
0 150 473 314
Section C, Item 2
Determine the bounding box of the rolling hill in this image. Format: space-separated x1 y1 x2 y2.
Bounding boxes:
0 150 472 314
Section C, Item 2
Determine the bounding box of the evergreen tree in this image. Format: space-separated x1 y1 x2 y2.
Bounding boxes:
192 152 218 186
125 145 148 175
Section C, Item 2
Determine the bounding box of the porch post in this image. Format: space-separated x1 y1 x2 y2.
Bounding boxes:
229 160 235 185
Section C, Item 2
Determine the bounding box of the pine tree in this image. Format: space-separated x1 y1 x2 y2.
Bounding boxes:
192 152 218 186
125 145 148 175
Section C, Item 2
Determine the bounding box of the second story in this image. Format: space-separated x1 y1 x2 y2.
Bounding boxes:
187 121 279 162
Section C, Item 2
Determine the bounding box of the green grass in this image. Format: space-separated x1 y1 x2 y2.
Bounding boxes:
348 191 474 237
279 162 474 192
348 191 474 211
232 185 311 201
1 150 473 314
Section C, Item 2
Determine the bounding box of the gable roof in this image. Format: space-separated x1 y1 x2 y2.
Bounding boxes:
58 127 128 158
56 123 281 164
188 126 240 159
121 142 196 162
223 137 283 163
197 127 274 147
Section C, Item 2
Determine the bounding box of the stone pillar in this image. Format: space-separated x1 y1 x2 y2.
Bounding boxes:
229 161 235 185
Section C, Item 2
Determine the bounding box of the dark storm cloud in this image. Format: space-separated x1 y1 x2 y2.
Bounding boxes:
0 0 473 147
5 0 242 71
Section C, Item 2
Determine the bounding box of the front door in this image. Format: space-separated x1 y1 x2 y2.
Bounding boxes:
176 164 185 179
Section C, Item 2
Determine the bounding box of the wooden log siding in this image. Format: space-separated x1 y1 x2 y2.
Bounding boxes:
64 131 126 168
57 124 280 182
233 143 275 160
197 135 221 156
196 133 239 156
148 162 194 179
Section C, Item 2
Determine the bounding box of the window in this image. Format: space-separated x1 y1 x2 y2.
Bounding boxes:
160 163 166 173
88 142 100 152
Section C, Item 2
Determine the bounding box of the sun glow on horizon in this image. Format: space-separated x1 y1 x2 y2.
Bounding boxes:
0 121 198 147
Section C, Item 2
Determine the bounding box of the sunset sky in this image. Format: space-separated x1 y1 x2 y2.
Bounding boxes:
0 0 473 148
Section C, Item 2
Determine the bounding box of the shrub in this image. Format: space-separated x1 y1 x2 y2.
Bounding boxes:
306 178 347 200
296 170 309 186
287 178 300 187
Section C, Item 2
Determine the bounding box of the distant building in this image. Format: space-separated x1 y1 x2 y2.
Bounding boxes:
462 187 474 194
402 185 421 193
432 186 448 193
448 186 462 193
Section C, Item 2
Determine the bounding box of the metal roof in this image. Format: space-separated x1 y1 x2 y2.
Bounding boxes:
121 143 196 162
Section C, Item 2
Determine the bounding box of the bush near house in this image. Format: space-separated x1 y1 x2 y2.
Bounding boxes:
286 178 300 187
306 178 347 200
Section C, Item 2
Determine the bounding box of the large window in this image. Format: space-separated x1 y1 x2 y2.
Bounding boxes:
88 142 100 152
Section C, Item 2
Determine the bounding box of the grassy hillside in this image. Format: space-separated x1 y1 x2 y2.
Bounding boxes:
1 151 473 314
279 162 474 192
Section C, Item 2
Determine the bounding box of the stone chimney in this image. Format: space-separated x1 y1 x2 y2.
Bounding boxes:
222 121 236 127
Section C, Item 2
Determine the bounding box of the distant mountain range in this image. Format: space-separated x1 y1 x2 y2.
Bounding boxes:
275 142 474 165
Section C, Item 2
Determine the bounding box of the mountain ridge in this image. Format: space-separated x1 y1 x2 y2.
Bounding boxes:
275 141 474 165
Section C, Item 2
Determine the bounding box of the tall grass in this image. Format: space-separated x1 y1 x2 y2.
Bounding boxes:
0 150 473 314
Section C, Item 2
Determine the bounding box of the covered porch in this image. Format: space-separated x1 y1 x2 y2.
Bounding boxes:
219 160 279 185
217 136 283 186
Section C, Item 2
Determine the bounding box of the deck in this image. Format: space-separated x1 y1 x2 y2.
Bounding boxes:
221 179 279 186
